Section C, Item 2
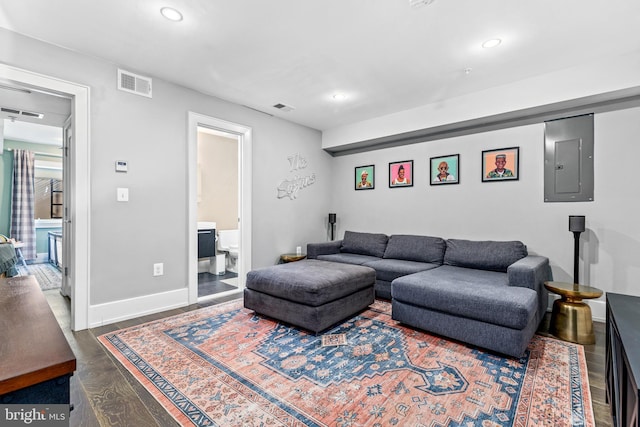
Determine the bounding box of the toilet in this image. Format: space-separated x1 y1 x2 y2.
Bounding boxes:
217 229 239 273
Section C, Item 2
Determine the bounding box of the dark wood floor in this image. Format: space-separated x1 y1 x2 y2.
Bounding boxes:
44 291 612 426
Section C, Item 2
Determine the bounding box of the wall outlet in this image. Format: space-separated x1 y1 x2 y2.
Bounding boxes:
153 263 164 276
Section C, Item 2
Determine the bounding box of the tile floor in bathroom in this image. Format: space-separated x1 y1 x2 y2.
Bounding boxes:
197 270 238 297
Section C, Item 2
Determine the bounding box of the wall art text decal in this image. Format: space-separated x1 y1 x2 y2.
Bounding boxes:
277 153 316 200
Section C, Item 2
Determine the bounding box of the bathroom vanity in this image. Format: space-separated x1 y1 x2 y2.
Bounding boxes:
197 222 216 259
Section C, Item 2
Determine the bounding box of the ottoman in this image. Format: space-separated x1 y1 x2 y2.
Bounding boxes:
244 259 376 333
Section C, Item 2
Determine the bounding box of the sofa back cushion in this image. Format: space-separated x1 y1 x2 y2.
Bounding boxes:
383 234 446 264
444 239 528 272
340 231 388 258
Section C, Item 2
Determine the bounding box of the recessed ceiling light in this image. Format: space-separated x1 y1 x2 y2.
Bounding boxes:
160 7 183 22
482 39 502 49
332 93 347 101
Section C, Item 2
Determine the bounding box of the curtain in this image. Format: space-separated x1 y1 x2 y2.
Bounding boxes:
10 149 36 260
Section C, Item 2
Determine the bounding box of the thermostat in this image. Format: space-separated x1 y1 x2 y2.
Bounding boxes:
115 160 128 172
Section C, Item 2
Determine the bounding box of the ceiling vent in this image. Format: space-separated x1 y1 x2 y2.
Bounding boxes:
0 107 44 119
117 69 152 98
409 0 435 8
273 103 295 112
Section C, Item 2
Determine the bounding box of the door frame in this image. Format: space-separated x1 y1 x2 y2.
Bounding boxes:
0 63 90 330
60 117 72 297
187 112 252 303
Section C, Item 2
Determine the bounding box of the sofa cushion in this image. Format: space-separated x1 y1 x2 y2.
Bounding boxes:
383 234 446 264
392 266 537 330
444 239 527 272
363 258 439 282
340 231 388 258
317 253 381 265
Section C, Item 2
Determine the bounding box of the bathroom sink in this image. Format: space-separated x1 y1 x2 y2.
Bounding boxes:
197 221 216 230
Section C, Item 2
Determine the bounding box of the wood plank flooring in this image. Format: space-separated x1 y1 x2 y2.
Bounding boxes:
43 290 612 426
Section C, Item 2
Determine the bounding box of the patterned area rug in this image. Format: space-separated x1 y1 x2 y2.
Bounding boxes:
99 300 595 426
17 263 62 290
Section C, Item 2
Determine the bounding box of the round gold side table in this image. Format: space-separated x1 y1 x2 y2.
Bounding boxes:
544 281 603 345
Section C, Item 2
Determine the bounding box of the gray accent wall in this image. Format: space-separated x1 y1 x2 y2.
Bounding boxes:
329 106 640 302
1 28 333 305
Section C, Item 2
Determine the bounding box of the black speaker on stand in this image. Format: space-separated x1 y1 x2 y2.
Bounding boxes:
569 215 585 286
328 213 337 241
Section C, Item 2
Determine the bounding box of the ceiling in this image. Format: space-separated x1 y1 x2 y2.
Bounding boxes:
1 0 639 132
0 82 70 145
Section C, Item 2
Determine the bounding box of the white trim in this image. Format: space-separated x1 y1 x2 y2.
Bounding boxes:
0 63 90 331
88 288 189 328
187 112 252 304
591 299 606 323
35 218 63 228
35 253 50 263
197 289 243 303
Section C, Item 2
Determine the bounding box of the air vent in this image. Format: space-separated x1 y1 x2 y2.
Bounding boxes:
0 107 44 119
273 103 295 112
117 69 152 98
20 111 43 118
409 0 435 8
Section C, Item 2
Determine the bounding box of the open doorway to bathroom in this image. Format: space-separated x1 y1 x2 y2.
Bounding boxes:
196 127 239 298
1 80 69 294
188 112 251 304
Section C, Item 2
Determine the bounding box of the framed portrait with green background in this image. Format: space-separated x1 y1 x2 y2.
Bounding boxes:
430 154 459 185
355 165 374 190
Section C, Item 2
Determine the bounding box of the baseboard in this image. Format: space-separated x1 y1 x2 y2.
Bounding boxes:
547 294 606 323
88 287 189 328
35 253 49 264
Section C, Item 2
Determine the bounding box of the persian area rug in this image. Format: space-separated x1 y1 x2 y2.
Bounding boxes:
17 262 61 290
99 300 595 427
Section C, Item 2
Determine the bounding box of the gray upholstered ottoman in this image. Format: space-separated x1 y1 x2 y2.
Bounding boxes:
244 259 376 333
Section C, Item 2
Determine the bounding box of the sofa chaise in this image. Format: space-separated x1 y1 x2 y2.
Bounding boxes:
307 231 550 357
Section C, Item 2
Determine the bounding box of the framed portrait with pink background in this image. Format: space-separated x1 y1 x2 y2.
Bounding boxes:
389 160 413 188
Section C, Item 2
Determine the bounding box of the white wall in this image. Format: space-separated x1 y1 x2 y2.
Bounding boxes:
3 26 637 326
329 106 640 320
0 29 333 311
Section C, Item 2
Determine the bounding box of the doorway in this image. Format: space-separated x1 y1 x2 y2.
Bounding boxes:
187 112 252 304
196 127 239 298
0 64 90 331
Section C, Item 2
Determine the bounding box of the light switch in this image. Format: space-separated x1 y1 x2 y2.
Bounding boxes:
117 187 129 202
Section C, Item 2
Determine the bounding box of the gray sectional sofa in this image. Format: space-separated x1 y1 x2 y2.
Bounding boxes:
307 231 550 357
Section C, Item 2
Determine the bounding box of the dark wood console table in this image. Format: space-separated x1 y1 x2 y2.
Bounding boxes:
0 275 76 404
606 292 639 427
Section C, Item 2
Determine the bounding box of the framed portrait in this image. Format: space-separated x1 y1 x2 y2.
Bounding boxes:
482 147 519 182
389 160 413 188
354 165 375 190
430 154 459 185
